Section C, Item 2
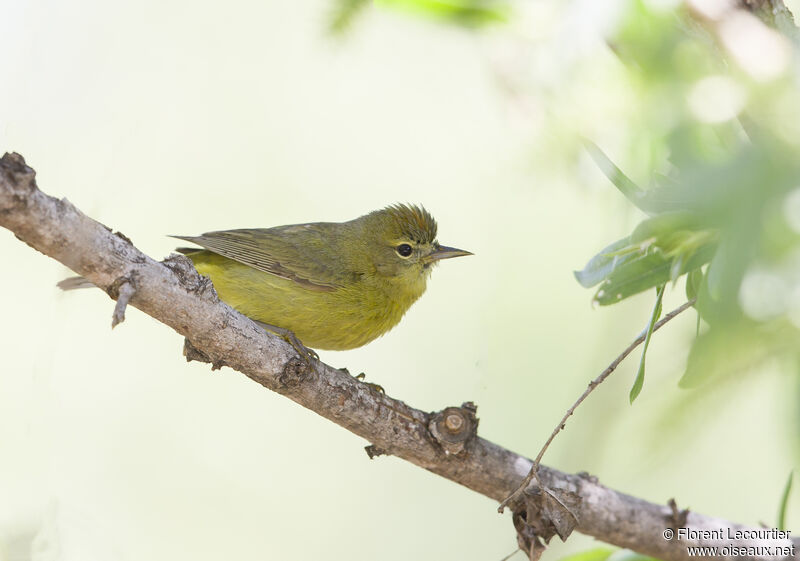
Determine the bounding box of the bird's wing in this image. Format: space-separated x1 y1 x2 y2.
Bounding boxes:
172 224 357 292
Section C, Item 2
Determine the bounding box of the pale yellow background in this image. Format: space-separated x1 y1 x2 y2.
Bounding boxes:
1 1 797 560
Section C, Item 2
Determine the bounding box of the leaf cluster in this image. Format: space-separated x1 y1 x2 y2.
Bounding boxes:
327 0 508 34
577 2 800 392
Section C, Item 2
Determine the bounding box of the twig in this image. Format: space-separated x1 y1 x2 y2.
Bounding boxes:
498 548 521 561
498 298 697 513
110 275 138 328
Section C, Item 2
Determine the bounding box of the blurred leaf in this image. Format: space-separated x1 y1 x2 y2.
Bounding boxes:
679 325 745 388
575 237 636 288
679 320 799 388
327 0 371 34
584 141 651 214
375 0 509 27
630 284 664 403
630 215 718 280
629 213 704 246
691 258 724 326
685 268 703 302
700 232 756 326
669 254 684 284
558 548 615 561
778 470 793 531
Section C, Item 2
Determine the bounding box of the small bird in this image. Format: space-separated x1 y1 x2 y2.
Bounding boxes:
174 204 471 351
61 205 471 353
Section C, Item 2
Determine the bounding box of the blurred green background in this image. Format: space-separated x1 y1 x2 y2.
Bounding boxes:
1 0 798 560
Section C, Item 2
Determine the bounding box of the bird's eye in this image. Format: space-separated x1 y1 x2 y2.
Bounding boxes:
396 243 413 257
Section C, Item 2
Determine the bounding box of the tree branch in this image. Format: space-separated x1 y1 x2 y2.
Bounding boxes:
1 152 796 561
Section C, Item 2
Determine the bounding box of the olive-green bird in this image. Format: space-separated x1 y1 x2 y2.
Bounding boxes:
61 204 471 352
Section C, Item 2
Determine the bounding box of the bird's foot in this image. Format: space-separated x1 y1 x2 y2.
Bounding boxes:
254 321 318 362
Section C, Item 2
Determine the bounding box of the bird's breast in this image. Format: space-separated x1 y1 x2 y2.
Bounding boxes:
191 253 427 350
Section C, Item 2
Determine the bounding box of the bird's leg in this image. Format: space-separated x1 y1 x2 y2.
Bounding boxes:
253 321 319 362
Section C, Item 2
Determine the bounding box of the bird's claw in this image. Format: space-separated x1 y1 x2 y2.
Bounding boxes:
284 332 318 362
255 321 318 363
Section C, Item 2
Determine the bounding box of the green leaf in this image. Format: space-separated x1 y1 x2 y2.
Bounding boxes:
584 141 651 214
574 237 636 288
579 213 717 305
678 321 783 388
327 0 371 34
778 470 793 531
375 0 509 27
595 252 671 305
669 254 684 284
685 268 703 301
630 213 700 244
594 242 715 305
630 284 665 403
630 215 718 261
557 548 615 561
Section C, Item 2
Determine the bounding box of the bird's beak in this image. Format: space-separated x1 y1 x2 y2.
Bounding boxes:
424 244 473 264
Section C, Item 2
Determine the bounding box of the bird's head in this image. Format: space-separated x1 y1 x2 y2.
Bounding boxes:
360 204 472 289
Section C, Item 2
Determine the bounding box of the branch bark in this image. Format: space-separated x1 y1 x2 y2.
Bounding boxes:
1 152 796 561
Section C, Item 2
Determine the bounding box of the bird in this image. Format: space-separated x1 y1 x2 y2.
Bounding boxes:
172 204 471 352
60 204 471 354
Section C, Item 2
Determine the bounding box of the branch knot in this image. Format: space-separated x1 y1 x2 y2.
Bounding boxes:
163 253 218 300
0 153 37 212
428 402 478 456
278 357 310 388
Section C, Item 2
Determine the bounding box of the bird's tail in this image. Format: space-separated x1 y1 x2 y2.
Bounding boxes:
57 276 96 290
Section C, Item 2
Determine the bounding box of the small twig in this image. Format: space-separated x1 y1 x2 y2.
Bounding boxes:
668 498 690 528
364 444 388 459
498 298 696 513
111 277 137 328
498 547 521 561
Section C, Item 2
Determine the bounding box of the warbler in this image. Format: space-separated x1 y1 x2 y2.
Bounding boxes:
60 204 471 352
